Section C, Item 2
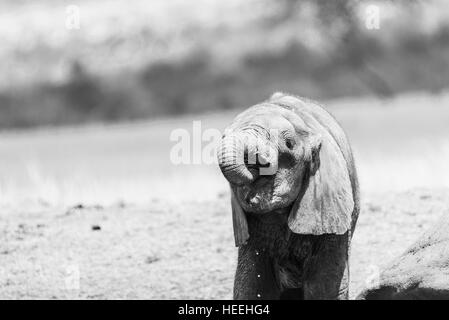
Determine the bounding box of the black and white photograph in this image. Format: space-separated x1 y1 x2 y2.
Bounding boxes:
1 0 449 302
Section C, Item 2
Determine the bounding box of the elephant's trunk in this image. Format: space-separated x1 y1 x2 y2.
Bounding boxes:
217 133 256 185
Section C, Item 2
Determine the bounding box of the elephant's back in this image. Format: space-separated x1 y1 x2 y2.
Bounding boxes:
270 94 353 167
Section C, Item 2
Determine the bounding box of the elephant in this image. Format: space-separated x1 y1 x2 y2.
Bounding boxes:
217 92 360 300
357 213 449 300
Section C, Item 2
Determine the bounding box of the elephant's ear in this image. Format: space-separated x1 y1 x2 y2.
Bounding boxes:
288 133 354 235
231 189 249 246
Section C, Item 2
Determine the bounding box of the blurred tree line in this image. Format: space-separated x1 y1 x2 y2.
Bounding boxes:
0 0 448 129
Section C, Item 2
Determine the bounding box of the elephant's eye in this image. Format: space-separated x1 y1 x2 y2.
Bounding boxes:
285 138 295 150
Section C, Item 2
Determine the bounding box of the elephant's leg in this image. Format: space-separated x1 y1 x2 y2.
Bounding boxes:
233 245 281 300
303 233 350 300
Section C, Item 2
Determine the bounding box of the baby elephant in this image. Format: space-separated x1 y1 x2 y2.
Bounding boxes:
217 93 360 300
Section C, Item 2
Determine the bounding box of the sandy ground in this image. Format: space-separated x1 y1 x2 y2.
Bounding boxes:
0 189 447 299
1 92 449 299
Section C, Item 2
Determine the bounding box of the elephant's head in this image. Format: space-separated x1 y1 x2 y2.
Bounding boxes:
217 93 354 246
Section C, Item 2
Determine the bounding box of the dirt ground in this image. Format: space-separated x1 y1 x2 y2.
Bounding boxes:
0 188 447 299
1 92 449 299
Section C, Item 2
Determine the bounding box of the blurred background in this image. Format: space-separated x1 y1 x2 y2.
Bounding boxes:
1 0 449 128
1 0 449 300
1 0 448 206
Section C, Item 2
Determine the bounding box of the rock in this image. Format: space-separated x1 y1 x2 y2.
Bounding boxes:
357 214 449 300
145 256 160 264
91 225 101 231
